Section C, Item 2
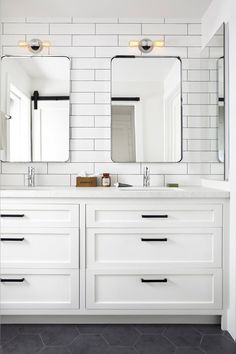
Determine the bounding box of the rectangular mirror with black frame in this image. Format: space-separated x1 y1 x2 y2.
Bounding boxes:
0 56 70 162
111 56 182 163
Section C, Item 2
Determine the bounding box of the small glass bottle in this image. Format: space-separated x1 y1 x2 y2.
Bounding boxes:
102 173 111 187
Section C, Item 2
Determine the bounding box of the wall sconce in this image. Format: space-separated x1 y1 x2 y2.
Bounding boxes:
129 38 165 53
18 38 51 54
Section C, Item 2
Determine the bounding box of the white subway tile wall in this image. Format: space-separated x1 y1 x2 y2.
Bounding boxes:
0 17 224 186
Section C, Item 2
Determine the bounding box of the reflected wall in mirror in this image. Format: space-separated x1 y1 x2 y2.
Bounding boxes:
203 24 225 165
0 56 70 162
111 56 182 163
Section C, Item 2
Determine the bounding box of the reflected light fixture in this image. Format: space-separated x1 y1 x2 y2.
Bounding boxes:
129 38 165 53
18 38 51 53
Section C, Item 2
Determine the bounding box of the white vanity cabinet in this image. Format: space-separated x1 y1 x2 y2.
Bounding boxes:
85 200 224 312
0 203 80 311
1 269 79 310
0 187 229 321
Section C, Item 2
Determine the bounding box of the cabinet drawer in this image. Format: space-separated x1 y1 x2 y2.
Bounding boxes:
0 204 79 228
86 269 222 310
1 228 79 268
86 204 222 228
86 228 222 268
1 269 79 309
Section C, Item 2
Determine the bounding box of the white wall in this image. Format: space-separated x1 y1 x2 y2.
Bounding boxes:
0 17 224 187
1 59 32 106
202 0 236 340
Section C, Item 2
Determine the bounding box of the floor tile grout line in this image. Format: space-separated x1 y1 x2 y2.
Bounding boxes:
1 324 235 353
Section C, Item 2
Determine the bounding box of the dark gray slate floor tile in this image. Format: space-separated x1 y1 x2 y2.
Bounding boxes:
224 331 235 342
134 324 166 334
107 348 137 354
2 334 43 354
201 334 236 354
69 334 109 354
19 324 47 335
103 325 139 346
135 334 175 354
41 325 79 346
77 324 108 334
193 324 223 335
164 325 201 347
39 346 70 354
1 323 233 354
174 347 205 354
1 325 19 345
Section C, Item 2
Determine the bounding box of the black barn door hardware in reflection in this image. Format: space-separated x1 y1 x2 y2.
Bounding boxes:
31 90 70 110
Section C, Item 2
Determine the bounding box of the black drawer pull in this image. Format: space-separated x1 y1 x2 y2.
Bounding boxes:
1 237 25 241
141 238 167 242
1 278 25 283
141 278 168 283
142 215 168 219
0 214 25 218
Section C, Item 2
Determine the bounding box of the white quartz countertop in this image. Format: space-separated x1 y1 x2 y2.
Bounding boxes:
0 186 230 199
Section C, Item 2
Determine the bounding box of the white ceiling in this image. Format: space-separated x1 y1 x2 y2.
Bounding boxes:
0 0 213 19
17 57 70 81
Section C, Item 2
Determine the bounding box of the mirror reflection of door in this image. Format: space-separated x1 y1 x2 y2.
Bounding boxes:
1 56 70 162
8 84 31 161
32 100 70 162
111 57 182 163
112 105 136 162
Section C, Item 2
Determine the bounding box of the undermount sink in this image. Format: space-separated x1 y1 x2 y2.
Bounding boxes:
118 187 183 191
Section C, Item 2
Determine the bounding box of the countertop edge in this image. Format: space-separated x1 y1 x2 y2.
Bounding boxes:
0 186 230 199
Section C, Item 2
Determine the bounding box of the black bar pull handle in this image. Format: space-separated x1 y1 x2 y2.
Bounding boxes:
142 214 168 219
141 278 168 283
1 237 25 241
141 238 168 242
0 214 25 218
1 278 25 283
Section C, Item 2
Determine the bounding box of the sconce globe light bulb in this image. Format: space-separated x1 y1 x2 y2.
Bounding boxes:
28 38 43 53
129 38 165 53
18 38 51 53
139 38 153 53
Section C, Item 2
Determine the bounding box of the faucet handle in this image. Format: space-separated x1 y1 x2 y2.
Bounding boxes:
28 166 35 173
27 166 35 187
